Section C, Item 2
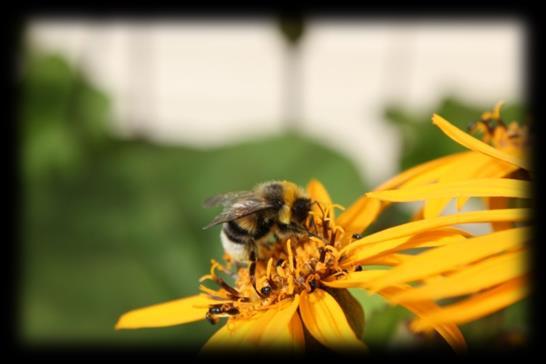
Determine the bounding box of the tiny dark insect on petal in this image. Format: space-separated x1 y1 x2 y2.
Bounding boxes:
208 306 222 314
352 233 363 240
206 312 219 325
355 266 363 272
226 307 240 315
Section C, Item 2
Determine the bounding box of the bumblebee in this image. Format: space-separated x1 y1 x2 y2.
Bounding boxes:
203 181 312 263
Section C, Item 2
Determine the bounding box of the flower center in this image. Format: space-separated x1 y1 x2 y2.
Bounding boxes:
200 204 358 323
468 110 528 154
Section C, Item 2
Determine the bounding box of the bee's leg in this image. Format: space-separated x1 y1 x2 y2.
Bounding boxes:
248 246 260 297
248 243 268 298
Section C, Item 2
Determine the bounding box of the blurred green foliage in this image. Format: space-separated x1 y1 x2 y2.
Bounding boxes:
20 51 527 350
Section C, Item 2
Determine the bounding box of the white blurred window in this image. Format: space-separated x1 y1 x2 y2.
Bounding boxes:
26 18 525 184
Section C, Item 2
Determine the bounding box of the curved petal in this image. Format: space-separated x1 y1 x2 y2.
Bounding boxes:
367 179 530 202
323 270 387 288
388 250 527 302
299 289 367 352
364 227 529 292
378 286 467 352
432 114 529 170
337 153 468 234
410 276 528 331
307 179 335 220
341 208 529 255
422 153 495 218
378 152 469 190
287 312 306 351
336 197 381 236
341 228 469 267
256 296 302 348
202 297 302 351
115 294 222 329
201 318 257 350
451 157 520 214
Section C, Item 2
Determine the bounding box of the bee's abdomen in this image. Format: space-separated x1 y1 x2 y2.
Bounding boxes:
223 218 274 241
223 221 249 244
253 217 274 239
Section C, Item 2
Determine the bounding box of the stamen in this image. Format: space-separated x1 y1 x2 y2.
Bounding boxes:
287 240 295 273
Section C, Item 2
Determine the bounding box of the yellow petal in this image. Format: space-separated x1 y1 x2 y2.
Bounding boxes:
378 285 467 352
410 276 528 331
342 208 528 255
341 228 469 267
421 153 495 218
424 198 452 219
363 253 414 266
389 250 527 302
365 227 529 292
202 297 301 351
256 296 302 348
451 156 521 213
470 155 520 179
299 289 367 352
287 313 306 351
336 197 381 236
412 227 472 248
201 318 257 350
379 152 469 190
337 153 468 235
115 294 222 329
432 114 529 170
455 196 469 211
367 179 530 202
323 270 388 288
307 179 335 220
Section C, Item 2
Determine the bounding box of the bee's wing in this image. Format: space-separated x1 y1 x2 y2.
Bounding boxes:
203 197 273 229
203 191 255 208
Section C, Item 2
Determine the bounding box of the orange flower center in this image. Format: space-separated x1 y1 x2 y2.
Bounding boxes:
199 204 360 324
468 112 528 155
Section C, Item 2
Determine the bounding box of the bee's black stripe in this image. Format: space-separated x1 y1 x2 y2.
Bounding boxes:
227 220 249 236
253 218 274 239
227 217 274 241
222 225 246 244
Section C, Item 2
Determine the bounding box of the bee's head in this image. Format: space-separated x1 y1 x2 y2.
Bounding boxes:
261 181 311 226
290 197 312 223
279 197 311 225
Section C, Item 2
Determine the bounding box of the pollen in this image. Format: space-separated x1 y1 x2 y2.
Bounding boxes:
199 203 357 323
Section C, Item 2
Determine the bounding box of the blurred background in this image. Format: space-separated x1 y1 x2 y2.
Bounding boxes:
19 16 527 350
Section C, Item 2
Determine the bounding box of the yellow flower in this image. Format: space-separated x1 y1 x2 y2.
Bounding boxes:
361 102 527 225
361 103 530 336
115 180 468 352
115 103 529 352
